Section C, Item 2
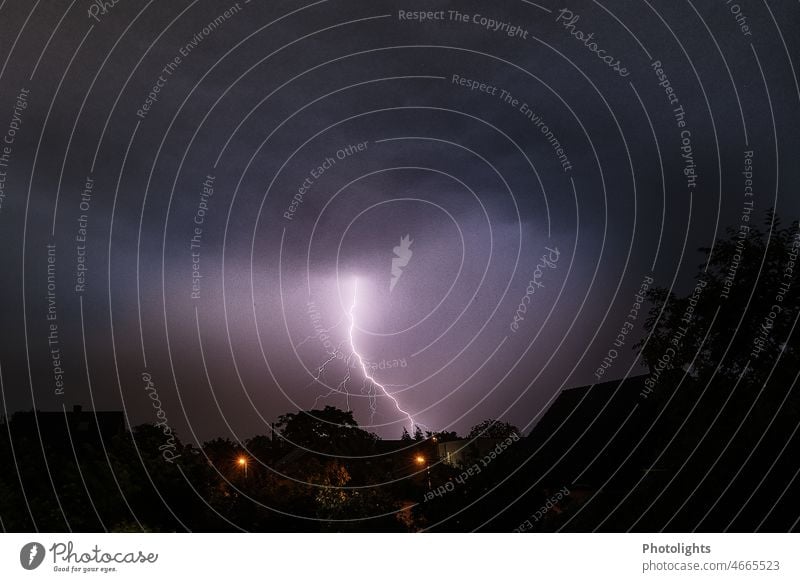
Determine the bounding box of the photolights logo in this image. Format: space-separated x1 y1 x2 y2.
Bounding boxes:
19 542 46 570
390 234 413 292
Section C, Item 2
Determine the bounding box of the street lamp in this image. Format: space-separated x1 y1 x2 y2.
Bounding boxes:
415 455 431 489
237 455 248 478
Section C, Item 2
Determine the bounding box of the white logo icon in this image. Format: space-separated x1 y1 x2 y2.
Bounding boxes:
20 542 45 570
390 235 413 292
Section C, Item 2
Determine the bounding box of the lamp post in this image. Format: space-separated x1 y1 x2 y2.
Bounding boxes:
415 454 431 490
237 455 248 479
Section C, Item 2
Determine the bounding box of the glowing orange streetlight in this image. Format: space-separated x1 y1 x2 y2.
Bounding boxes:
415 454 431 489
237 455 248 478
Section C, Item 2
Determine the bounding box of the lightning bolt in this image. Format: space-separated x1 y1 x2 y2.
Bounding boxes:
28 545 38 566
347 278 416 432
307 341 356 411
302 278 418 433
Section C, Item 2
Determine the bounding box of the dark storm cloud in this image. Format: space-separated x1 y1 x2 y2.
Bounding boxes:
0 0 798 442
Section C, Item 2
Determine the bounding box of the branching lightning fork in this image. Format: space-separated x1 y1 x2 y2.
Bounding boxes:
347 278 416 432
305 278 416 432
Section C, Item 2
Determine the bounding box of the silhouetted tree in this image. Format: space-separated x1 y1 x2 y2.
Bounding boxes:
426 430 460 442
275 406 378 454
638 213 799 384
629 213 800 531
467 419 520 439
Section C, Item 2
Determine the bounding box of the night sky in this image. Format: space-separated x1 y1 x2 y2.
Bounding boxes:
1 0 799 442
